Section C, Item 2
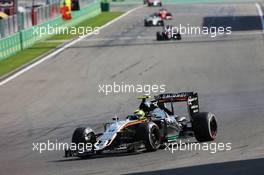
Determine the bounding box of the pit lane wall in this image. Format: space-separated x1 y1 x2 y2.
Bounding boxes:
0 1 100 61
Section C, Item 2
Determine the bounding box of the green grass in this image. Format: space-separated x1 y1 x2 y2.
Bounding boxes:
0 12 123 78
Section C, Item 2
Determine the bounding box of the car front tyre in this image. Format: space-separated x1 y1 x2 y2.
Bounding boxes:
136 122 161 151
71 127 96 157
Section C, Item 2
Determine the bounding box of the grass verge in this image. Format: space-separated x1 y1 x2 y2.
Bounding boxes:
0 12 123 78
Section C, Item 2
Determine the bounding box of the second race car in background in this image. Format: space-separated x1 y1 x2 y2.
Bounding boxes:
144 13 164 26
146 0 162 7
158 8 172 20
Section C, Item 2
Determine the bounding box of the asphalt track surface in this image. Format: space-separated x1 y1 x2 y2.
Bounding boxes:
0 2 264 175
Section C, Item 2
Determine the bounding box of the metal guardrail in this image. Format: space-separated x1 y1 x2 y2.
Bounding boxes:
0 15 18 38
0 0 96 39
0 3 61 39
0 1 101 61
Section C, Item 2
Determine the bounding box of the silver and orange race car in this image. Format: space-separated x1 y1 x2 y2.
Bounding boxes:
65 92 217 158
144 13 164 26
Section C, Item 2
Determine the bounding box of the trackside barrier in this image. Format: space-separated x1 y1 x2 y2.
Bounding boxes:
0 33 21 60
110 0 260 4
0 1 101 61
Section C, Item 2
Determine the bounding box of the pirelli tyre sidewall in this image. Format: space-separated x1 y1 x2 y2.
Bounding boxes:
72 127 96 149
136 122 161 151
173 33 181 40
192 112 218 142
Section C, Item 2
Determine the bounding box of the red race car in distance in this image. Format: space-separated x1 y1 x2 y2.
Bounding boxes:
158 8 172 20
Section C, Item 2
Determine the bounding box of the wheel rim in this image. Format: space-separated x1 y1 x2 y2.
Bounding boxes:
84 129 91 141
150 127 160 147
210 117 217 139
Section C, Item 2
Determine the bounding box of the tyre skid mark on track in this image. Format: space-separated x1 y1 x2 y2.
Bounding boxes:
57 31 262 43
110 60 143 79
56 34 262 49
138 61 160 76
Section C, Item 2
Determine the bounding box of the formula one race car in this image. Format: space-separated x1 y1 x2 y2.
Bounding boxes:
64 92 218 158
144 13 164 26
146 0 162 7
158 8 172 20
156 25 181 40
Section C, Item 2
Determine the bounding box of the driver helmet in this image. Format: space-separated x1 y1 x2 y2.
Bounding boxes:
134 110 146 120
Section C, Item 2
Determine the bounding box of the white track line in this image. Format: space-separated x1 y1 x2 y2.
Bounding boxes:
0 5 143 87
255 3 264 33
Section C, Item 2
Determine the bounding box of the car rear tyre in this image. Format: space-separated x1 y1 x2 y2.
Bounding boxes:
192 112 217 142
177 33 181 40
136 122 161 151
173 33 181 40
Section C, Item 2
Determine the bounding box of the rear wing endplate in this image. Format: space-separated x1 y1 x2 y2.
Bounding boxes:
154 92 199 116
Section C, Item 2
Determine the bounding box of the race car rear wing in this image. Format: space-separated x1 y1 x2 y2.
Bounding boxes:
154 92 199 116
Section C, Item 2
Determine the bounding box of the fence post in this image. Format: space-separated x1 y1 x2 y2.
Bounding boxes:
14 0 23 50
0 20 4 38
